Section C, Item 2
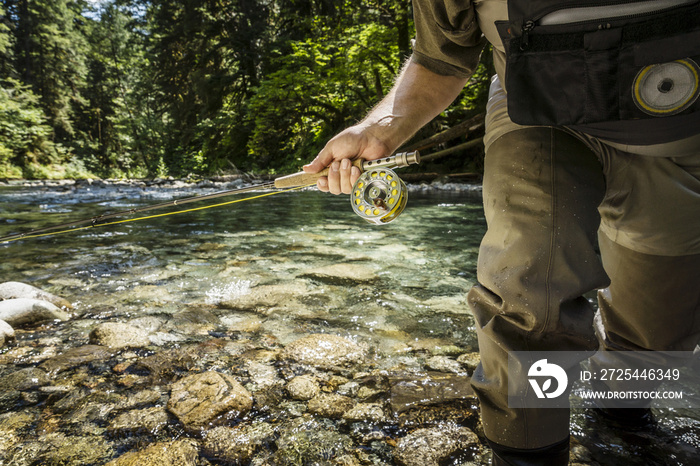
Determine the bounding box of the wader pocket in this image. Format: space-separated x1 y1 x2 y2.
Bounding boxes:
497 0 700 126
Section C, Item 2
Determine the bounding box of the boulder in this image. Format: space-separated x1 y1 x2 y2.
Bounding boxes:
167 371 253 431
89 322 151 349
282 333 368 369
0 298 70 327
0 281 72 309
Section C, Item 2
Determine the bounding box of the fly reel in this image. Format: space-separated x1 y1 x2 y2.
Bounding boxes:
351 167 408 225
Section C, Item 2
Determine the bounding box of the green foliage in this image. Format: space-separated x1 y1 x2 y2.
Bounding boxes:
0 0 489 179
0 79 67 177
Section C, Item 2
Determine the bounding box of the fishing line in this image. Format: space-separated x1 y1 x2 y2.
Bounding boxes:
0 184 311 244
0 150 421 244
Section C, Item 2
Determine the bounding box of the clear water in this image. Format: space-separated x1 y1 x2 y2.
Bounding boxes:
1 181 699 465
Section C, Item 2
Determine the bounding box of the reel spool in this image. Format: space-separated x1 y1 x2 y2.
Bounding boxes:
633 58 700 117
351 167 408 225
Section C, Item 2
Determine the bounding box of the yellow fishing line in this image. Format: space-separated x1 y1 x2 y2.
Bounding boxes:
1 184 315 244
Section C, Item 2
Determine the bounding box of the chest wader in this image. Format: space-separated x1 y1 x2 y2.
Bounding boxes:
472 2 700 465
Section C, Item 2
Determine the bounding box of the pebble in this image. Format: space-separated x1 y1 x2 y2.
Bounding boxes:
106 438 199 466
0 298 70 327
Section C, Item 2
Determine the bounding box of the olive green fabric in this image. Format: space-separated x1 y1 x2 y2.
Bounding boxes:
468 127 608 449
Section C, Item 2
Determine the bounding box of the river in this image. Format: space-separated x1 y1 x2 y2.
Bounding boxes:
0 179 698 465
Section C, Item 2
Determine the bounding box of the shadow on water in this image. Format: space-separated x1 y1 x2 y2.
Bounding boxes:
0 182 698 465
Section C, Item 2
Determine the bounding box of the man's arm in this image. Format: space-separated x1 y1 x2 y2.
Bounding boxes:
303 58 469 194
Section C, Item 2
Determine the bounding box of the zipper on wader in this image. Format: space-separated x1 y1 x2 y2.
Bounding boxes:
518 0 699 50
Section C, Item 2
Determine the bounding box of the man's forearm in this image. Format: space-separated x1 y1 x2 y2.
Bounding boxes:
360 56 470 152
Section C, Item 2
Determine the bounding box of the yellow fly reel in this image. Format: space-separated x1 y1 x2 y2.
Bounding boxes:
351 167 408 225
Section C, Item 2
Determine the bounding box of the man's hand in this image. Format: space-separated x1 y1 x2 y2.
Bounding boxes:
303 59 469 195
302 125 391 195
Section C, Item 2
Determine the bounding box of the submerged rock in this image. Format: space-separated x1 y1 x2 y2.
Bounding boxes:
308 392 355 418
0 281 72 309
107 407 170 435
39 345 114 376
0 298 70 327
274 418 353 465
219 282 308 313
106 438 199 466
89 322 151 349
202 422 276 464
394 424 480 466
299 263 378 285
286 374 320 401
282 333 368 369
167 371 253 431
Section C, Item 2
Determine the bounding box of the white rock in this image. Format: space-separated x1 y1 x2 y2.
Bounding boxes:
0 281 72 309
0 298 70 326
0 319 15 346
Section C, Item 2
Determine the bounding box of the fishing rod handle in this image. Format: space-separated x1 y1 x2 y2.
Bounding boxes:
273 151 420 189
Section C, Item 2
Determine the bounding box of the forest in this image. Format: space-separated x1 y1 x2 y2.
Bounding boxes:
0 0 490 180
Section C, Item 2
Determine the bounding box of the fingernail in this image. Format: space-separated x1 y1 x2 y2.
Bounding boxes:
318 178 328 188
331 162 340 172
351 166 361 176
341 158 350 170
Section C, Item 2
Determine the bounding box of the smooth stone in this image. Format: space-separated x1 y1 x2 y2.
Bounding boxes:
107 407 170 434
425 356 465 374
0 319 14 346
89 322 151 349
0 281 72 309
0 298 70 327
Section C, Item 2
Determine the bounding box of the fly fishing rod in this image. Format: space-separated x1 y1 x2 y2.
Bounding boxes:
0 151 420 243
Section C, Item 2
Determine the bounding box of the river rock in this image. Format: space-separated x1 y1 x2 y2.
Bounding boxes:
0 281 72 309
106 438 199 466
299 263 378 285
202 422 276 464
39 345 114 376
0 367 50 391
219 282 308 313
308 393 355 418
394 424 480 466
89 322 151 349
286 374 320 401
0 319 14 346
107 407 170 434
426 356 465 374
274 417 353 465
282 333 368 369
456 352 481 372
167 371 253 431
342 402 386 422
0 298 70 327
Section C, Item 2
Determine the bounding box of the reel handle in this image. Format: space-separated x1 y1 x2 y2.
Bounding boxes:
274 151 420 189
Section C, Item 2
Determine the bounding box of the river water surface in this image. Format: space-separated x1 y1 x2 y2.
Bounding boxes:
0 180 698 465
